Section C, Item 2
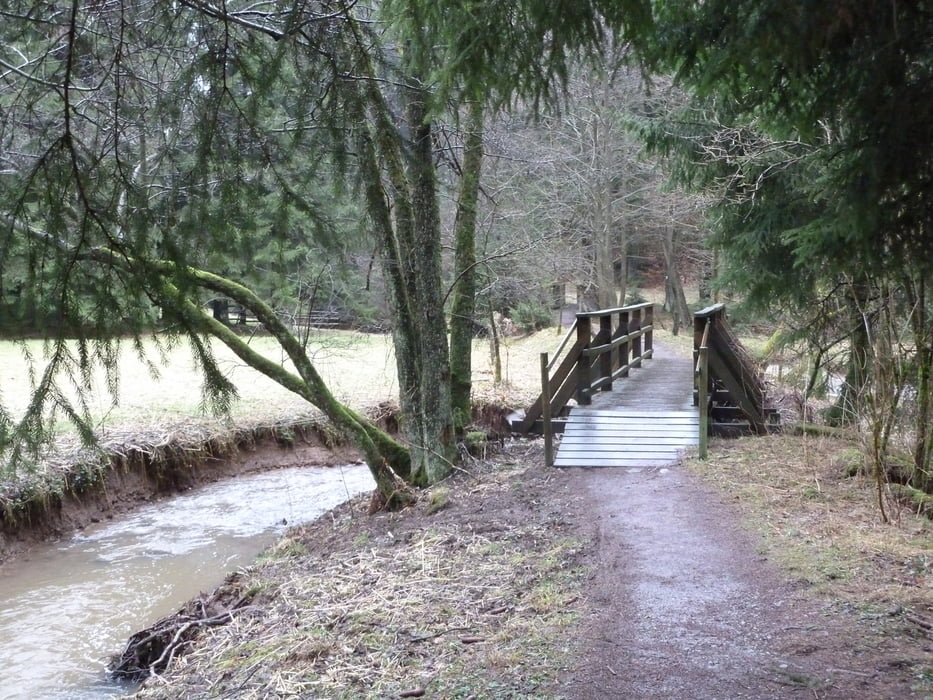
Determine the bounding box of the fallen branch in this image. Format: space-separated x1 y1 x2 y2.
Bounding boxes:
109 578 252 681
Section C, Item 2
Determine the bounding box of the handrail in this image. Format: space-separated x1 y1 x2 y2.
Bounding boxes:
518 302 656 435
694 302 726 320
574 304 654 406
693 304 773 442
574 301 653 319
583 331 636 358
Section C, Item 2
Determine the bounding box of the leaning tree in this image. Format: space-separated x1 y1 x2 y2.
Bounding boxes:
0 0 505 504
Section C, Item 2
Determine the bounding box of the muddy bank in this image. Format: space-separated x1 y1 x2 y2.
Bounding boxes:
0 422 362 565
0 400 514 566
132 442 589 698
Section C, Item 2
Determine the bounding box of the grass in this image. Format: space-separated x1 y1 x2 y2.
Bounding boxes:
684 434 933 612
0 326 557 524
133 456 589 699
0 329 552 439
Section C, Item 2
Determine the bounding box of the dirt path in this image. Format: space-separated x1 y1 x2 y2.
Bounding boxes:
560 463 920 699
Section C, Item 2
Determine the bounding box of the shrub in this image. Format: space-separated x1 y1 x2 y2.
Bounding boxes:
508 302 553 333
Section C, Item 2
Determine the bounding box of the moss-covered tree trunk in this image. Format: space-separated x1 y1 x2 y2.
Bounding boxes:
347 28 455 485
95 252 416 508
449 100 484 434
404 86 455 484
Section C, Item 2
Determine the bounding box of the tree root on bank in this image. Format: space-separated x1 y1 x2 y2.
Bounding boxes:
109 574 253 681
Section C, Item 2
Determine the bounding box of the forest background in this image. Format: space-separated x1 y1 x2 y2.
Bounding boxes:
0 0 930 510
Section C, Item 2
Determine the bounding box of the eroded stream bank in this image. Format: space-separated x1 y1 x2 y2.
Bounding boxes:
0 463 374 699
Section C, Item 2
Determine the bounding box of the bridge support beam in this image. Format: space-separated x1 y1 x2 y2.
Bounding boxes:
599 314 613 392
617 309 630 378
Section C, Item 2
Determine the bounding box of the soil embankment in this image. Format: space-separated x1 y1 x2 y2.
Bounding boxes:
0 430 361 565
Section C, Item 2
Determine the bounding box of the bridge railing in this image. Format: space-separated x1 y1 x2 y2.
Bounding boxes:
694 303 777 437
513 302 654 434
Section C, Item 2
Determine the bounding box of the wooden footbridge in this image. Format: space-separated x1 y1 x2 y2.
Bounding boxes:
510 303 777 468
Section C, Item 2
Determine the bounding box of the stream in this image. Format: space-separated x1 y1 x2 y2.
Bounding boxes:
0 463 375 699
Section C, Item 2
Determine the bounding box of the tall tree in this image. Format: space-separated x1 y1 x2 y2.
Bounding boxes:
448 100 485 433
0 0 495 498
639 1 933 490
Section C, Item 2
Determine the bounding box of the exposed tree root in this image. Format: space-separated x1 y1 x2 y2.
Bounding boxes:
109 573 253 681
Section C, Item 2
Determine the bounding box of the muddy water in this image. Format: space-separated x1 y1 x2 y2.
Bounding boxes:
0 464 374 699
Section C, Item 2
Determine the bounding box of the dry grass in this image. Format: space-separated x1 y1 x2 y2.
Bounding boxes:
685 434 933 616
0 329 552 438
133 449 588 699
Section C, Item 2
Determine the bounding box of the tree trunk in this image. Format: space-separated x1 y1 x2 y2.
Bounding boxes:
404 87 455 484
828 282 871 426
616 228 628 306
345 28 455 487
449 100 484 434
662 223 691 335
906 276 933 491
488 299 502 384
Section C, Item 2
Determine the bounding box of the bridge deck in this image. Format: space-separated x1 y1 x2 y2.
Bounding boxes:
554 345 699 468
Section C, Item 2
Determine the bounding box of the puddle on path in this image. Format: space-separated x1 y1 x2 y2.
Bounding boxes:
0 464 374 699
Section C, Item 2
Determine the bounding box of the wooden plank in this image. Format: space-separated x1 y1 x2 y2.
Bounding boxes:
567 416 700 428
568 409 698 418
563 424 698 434
559 447 695 455
557 447 691 458
564 420 699 430
559 437 697 447
562 433 697 443
563 420 698 430
566 411 698 417
560 440 697 454
566 414 697 422
564 417 698 426
557 454 691 463
554 457 683 468
564 422 698 432
559 437 694 448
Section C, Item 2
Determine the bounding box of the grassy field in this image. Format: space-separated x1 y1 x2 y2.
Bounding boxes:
0 328 560 446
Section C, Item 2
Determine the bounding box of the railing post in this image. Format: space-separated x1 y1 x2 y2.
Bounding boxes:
575 315 592 405
644 305 654 358
631 307 643 367
599 312 613 391
541 352 554 467
618 309 630 377
693 313 705 405
697 319 711 460
698 346 709 459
